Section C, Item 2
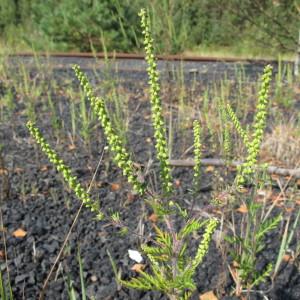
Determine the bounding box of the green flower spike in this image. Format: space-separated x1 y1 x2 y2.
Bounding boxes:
237 65 273 185
26 121 104 220
191 218 218 271
139 9 173 194
192 120 202 191
218 99 232 161
226 103 249 147
72 65 145 195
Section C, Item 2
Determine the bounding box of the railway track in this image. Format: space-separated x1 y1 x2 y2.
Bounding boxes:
7 52 293 83
9 51 285 63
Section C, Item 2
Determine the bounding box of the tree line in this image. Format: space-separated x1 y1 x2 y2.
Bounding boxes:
0 0 299 55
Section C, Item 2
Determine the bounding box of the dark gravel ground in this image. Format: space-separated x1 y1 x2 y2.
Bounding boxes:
0 58 299 300
8 55 285 82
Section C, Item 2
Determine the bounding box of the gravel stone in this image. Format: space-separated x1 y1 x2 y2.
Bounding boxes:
1 57 299 299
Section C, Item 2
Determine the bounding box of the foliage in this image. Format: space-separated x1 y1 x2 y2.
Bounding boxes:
226 201 282 293
120 218 218 300
0 0 16 31
30 0 140 51
0 0 299 54
228 0 300 52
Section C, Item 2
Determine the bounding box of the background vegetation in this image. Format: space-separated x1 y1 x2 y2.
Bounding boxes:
0 0 300 57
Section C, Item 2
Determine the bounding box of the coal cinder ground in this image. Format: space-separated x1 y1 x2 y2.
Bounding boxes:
0 58 299 299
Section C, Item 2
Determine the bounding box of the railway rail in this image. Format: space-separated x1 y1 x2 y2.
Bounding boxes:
9 51 286 64
7 51 294 83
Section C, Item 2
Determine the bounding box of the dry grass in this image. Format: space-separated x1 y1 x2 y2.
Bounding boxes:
261 117 300 168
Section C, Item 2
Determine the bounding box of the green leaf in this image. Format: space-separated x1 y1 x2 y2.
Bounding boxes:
256 214 282 241
178 219 205 239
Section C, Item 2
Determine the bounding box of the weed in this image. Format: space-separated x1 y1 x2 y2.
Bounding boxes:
90 49 130 148
23 8 299 300
220 65 288 296
26 121 103 220
27 9 218 299
192 120 202 192
139 8 173 194
274 57 295 109
47 92 61 136
78 88 92 144
226 199 282 296
273 209 300 280
0 87 14 121
65 251 88 300
0 270 13 300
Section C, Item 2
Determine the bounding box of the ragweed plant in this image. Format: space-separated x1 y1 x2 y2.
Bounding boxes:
26 121 103 220
238 65 273 185
226 202 282 296
226 103 249 149
74 9 216 300
139 8 173 195
120 218 218 300
218 98 232 162
72 65 145 195
27 64 217 298
26 11 286 299
116 10 218 299
28 8 217 300
226 65 273 186
220 65 283 296
192 120 202 192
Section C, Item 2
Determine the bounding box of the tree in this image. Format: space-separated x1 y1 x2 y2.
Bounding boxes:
228 0 300 53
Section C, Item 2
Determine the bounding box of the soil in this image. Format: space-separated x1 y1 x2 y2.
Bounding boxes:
0 57 299 300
